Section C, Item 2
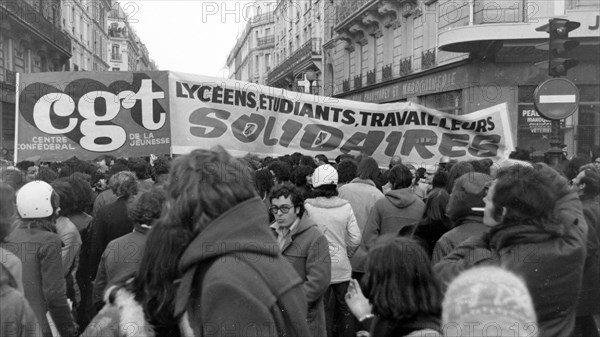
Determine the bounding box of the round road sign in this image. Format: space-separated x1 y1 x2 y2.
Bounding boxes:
534 78 579 120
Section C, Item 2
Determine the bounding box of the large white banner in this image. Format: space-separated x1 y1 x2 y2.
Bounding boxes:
169 72 514 166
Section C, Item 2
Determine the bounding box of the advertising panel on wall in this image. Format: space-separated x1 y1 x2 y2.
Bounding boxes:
15 71 515 166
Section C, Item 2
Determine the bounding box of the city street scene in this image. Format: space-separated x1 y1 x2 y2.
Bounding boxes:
1 0 599 336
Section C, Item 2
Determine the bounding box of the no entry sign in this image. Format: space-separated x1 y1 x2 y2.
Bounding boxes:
534 78 580 120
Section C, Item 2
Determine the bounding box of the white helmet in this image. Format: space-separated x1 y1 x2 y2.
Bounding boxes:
16 180 55 219
312 164 338 187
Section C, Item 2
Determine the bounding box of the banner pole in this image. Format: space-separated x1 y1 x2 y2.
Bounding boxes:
13 72 20 164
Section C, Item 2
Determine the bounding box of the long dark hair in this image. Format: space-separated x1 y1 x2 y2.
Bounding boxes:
128 147 257 330
363 236 442 321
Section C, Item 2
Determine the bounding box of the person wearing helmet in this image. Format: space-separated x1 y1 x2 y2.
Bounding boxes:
3 181 78 337
304 164 362 337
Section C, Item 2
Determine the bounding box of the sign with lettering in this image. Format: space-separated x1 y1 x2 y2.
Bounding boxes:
169 72 513 166
340 66 476 103
15 71 514 166
16 71 170 161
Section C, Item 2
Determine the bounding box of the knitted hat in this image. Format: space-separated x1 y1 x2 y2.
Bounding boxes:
446 172 491 222
442 266 538 337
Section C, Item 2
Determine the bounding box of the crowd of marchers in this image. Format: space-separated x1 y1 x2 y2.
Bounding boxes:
0 146 599 337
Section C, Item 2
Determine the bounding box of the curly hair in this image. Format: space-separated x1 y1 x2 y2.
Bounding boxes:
163 146 257 236
111 171 138 198
128 188 167 225
363 236 442 321
269 183 305 216
291 165 314 187
58 175 94 214
268 160 292 184
51 181 76 216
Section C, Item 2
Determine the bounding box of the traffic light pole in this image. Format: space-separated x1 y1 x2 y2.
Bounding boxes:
535 18 580 166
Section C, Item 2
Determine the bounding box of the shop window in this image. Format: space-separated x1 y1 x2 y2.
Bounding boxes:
420 90 462 115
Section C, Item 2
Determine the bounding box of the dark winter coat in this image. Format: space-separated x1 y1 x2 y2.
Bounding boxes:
3 223 78 337
431 214 489 264
577 195 600 316
362 188 425 250
174 197 311 337
92 225 149 310
434 191 587 337
90 197 134 278
271 216 331 337
0 263 41 337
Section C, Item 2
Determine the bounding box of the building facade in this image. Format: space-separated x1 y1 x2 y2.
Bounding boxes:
62 0 111 71
265 0 327 94
325 0 600 157
1 0 73 158
107 3 157 71
227 11 276 84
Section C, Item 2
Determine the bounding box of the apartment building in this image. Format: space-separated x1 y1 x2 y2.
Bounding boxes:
0 0 73 158
227 10 276 84
107 3 157 71
265 0 326 94
325 0 600 157
62 0 111 71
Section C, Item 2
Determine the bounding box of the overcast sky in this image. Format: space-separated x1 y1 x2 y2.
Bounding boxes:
127 1 258 77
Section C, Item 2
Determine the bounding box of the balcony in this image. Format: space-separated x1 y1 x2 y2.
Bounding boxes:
421 48 436 70
0 0 71 57
335 0 416 40
366 70 376 85
382 63 393 81
1 69 17 87
354 74 362 89
342 79 350 92
267 38 322 85
399 56 412 76
257 35 275 48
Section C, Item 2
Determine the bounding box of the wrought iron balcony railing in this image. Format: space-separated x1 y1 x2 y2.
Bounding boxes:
421 48 436 70
0 0 71 55
336 0 373 25
257 35 275 47
342 79 350 92
2 69 17 87
267 38 322 84
382 63 393 81
366 70 376 85
354 74 362 90
400 56 412 76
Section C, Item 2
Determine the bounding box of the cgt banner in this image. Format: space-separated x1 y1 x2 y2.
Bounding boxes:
16 71 514 165
16 71 171 162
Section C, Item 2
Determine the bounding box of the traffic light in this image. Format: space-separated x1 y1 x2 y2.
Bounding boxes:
536 18 580 77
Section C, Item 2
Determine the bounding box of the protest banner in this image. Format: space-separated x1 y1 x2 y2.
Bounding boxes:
15 71 171 162
15 71 514 166
169 72 514 166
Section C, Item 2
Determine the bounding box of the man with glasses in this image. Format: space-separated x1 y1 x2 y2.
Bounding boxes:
270 183 331 337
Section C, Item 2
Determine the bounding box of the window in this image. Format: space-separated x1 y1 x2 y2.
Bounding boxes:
265 53 271 71
111 44 120 60
112 67 120 71
420 90 462 115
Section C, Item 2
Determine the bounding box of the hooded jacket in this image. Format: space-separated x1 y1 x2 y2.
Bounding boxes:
338 178 385 273
362 188 425 251
271 215 331 337
434 190 587 337
304 196 361 283
173 197 311 337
